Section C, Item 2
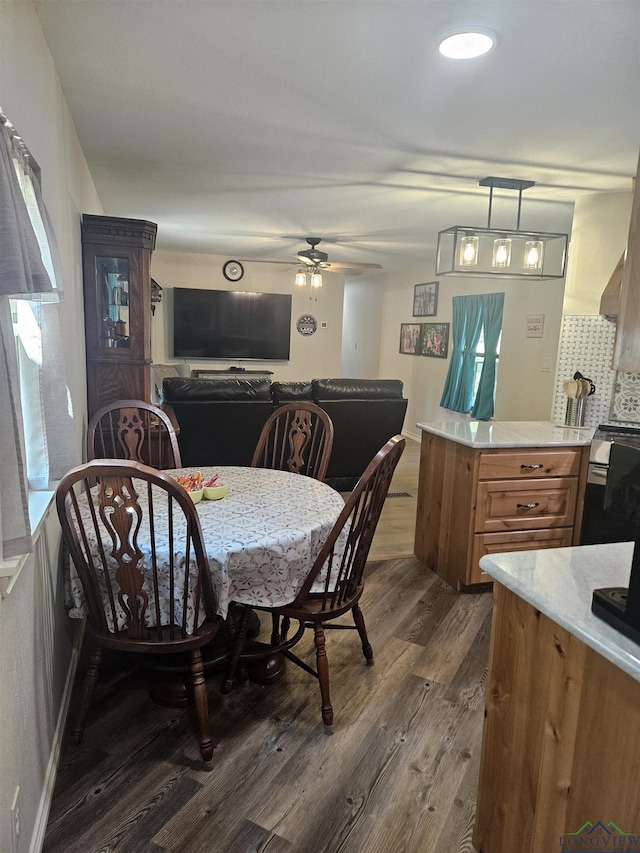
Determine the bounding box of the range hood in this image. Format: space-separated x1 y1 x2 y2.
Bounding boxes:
600 251 625 321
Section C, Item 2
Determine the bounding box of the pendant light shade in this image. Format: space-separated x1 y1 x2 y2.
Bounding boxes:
524 240 544 270
310 270 323 288
295 268 307 287
492 238 512 268
459 235 479 266
436 178 568 280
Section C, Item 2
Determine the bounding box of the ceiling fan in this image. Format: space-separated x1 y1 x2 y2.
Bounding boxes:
239 236 383 275
296 237 330 268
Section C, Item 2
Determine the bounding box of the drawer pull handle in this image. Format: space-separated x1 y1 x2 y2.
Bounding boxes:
520 464 544 470
516 502 540 510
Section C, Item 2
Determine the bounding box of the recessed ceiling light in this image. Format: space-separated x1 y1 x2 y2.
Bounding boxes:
438 27 497 60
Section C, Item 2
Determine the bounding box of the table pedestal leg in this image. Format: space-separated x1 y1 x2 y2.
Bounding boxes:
142 610 273 707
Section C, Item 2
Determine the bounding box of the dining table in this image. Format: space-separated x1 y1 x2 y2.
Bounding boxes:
66 465 346 625
65 464 347 700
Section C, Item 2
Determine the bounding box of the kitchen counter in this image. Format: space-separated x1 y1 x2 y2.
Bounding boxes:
480 540 640 681
474 541 640 851
414 421 591 588
416 419 595 448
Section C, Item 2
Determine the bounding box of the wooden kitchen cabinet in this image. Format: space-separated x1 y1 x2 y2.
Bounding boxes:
473 548 640 853
82 214 157 420
414 430 590 589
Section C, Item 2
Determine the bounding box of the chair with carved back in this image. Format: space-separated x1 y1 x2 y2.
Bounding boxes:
87 400 182 469
55 459 222 763
223 435 405 728
251 401 334 481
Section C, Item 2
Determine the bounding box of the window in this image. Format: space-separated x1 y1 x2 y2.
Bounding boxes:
472 328 502 399
440 292 504 420
0 110 77 561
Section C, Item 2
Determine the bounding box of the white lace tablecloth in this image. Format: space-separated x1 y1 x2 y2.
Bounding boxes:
67 466 345 621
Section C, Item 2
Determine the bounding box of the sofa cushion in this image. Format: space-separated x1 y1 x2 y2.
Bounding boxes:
313 378 404 400
162 377 272 402
271 381 314 403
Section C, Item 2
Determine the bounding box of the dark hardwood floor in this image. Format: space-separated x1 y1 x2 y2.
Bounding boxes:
44 439 493 853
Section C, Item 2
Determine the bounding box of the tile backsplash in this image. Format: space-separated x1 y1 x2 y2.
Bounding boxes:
611 371 640 422
553 315 618 426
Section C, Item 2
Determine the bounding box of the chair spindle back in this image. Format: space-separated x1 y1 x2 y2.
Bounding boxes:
251 401 334 481
87 400 182 469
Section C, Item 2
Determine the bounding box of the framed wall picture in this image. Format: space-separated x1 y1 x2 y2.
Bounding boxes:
420 322 450 358
413 281 439 317
399 323 422 355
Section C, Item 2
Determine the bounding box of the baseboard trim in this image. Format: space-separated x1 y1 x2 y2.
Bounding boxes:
401 427 421 444
29 621 84 853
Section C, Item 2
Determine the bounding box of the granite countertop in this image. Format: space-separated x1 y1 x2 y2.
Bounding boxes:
480 541 640 683
416 420 595 448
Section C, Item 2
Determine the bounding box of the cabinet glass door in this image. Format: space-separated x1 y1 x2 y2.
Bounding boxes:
96 256 130 349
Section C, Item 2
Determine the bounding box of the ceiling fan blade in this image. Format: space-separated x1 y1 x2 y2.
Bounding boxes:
239 258 383 274
329 262 383 271
238 258 296 265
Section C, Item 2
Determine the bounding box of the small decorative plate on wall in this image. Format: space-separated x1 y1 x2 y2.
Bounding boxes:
296 315 318 336
223 260 244 282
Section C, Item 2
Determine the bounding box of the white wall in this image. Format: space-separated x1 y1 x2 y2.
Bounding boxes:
556 190 634 426
341 277 383 377
563 191 633 315
344 192 637 436
0 2 102 851
344 266 567 440
151 251 344 380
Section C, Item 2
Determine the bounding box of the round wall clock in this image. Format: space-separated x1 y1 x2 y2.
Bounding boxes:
296 314 318 336
223 260 244 282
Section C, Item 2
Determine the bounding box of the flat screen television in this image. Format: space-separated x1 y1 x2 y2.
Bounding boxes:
173 287 292 361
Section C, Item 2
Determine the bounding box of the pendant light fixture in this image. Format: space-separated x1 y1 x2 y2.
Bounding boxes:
435 177 569 279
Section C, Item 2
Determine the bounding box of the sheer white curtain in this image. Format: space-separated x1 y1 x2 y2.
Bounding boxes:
0 111 77 559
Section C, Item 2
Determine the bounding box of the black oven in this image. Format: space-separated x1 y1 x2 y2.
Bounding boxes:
580 425 640 545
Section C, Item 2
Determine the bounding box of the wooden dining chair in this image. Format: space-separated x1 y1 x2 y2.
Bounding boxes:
56 459 223 763
223 435 405 729
87 399 182 468
251 401 334 481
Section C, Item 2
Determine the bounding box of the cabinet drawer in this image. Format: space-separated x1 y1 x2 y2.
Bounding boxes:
478 449 582 480
468 528 575 587
475 477 578 532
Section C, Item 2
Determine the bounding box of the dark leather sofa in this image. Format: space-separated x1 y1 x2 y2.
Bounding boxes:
162 376 407 490
162 377 274 468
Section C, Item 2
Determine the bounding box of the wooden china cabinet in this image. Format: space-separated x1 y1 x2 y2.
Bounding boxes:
81 214 157 420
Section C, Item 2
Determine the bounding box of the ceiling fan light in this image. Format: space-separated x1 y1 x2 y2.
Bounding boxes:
310 271 323 288
294 269 308 287
438 28 497 60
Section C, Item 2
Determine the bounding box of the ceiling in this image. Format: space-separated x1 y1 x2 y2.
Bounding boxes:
34 0 640 274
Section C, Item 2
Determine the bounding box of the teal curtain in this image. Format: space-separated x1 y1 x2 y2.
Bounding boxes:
471 292 505 420
439 294 484 413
